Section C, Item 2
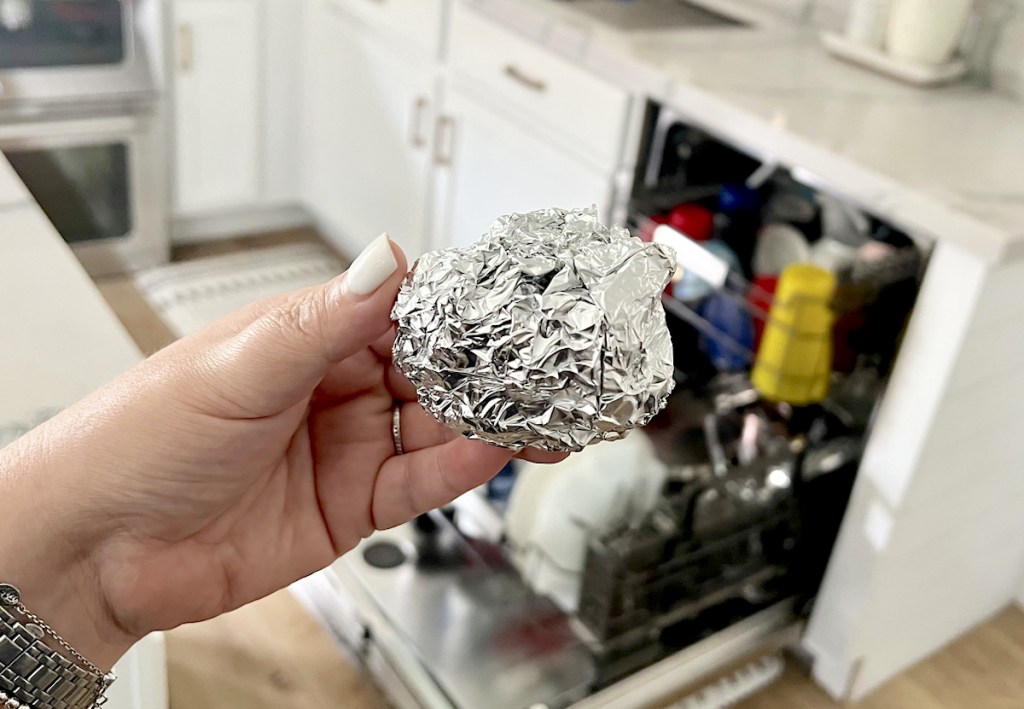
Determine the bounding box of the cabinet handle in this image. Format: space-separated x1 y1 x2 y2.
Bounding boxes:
503 65 546 93
178 23 194 73
409 97 429 149
434 115 455 167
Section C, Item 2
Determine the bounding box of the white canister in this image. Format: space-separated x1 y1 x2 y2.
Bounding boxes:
887 0 974 65
845 0 894 49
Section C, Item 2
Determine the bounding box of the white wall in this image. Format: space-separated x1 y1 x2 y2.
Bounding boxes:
990 0 1024 99
809 0 848 30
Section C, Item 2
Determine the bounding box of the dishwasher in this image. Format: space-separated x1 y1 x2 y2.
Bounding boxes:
293 99 934 709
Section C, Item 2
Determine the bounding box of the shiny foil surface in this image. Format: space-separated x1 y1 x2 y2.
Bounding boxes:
392 207 676 452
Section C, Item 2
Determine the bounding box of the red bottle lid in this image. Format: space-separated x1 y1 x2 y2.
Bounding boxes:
668 203 714 242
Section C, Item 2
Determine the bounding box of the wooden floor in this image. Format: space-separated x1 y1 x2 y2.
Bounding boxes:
97 231 1024 709
169 226 328 264
735 606 1024 709
165 591 386 709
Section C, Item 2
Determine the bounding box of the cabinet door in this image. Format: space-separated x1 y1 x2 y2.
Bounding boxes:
301 0 434 260
432 89 617 249
173 0 261 215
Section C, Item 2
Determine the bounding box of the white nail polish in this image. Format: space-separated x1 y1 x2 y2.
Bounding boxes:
346 233 398 296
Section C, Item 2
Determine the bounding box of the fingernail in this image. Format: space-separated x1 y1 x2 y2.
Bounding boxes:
344 233 398 296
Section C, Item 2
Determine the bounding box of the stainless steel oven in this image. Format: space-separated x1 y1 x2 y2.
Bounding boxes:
0 0 162 107
0 105 168 275
0 0 167 275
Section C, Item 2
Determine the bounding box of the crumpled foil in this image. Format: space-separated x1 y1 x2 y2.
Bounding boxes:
392 207 676 452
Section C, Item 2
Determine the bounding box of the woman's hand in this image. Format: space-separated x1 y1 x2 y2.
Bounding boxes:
0 235 565 669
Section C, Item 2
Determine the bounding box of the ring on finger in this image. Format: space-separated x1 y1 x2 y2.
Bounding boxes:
391 403 405 456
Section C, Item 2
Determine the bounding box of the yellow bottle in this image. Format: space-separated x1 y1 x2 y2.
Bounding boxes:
751 263 836 405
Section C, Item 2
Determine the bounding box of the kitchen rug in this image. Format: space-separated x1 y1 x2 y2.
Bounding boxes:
134 242 345 338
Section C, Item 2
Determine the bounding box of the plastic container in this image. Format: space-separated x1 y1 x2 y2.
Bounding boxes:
699 290 755 372
751 264 837 405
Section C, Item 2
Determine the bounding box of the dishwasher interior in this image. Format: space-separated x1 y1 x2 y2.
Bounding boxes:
297 101 932 709
562 101 930 688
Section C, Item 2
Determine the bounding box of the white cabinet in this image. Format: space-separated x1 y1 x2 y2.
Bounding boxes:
301 1 435 259
298 1 630 259
448 4 630 171
804 242 1024 701
172 0 262 216
433 3 631 248
431 88 617 249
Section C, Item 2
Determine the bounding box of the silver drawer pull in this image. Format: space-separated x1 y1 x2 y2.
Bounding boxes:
434 115 455 167
503 65 547 93
409 97 429 148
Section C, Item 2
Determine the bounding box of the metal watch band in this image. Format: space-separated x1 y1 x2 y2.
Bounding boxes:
0 586 112 709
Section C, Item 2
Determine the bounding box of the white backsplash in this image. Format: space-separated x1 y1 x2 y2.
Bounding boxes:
805 0 1024 100
809 0 849 31
988 0 1024 98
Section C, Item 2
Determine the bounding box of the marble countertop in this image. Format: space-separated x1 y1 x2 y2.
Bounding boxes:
0 156 141 431
465 0 1024 263
0 156 167 709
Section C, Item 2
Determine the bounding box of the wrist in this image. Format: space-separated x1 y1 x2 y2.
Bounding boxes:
0 433 136 671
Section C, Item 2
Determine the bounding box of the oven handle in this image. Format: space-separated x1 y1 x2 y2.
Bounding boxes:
0 116 140 145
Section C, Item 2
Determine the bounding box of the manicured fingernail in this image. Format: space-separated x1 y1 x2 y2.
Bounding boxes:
345 233 398 296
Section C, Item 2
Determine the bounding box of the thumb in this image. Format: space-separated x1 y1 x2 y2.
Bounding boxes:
195 233 408 417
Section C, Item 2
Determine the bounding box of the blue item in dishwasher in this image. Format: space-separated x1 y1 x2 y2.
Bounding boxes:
698 290 755 372
487 461 518 509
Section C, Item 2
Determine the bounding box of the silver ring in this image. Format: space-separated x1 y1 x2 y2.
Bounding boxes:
391 403 405 456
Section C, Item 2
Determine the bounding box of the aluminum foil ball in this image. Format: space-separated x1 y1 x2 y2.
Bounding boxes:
392 207 676 452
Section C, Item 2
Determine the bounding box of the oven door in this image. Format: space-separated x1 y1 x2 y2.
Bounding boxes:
0 0 162 107
0 110 168 276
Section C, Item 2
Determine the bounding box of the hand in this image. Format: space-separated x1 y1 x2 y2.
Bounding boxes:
0 235 565 669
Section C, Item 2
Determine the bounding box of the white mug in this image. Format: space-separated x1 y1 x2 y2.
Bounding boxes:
887 0 974 65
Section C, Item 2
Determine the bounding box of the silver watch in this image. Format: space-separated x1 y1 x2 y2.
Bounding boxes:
0 584 115 709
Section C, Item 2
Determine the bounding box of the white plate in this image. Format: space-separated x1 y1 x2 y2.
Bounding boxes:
753 223 811 276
